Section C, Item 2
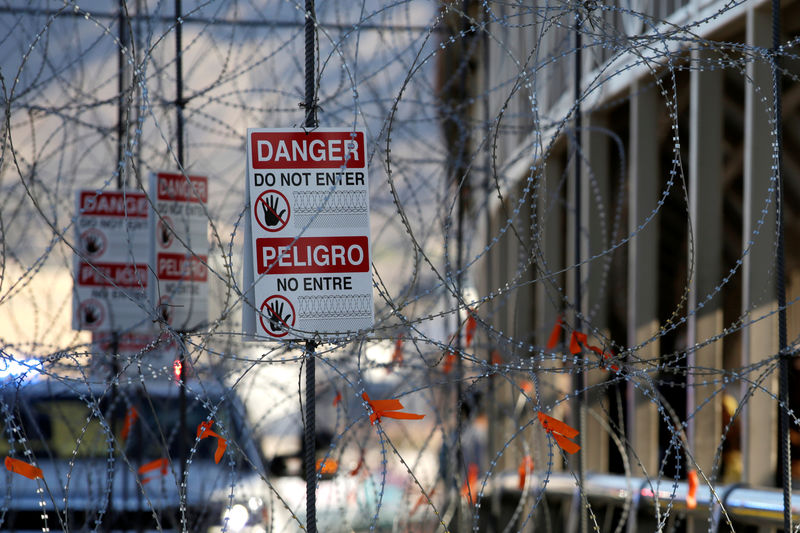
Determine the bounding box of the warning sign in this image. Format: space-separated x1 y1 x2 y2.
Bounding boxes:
259 295 296 337
149 172 209 332
254 189 290 231
244 128 374 339
72 190 151 332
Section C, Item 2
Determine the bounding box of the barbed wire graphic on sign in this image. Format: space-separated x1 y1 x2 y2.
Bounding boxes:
1 1 800 532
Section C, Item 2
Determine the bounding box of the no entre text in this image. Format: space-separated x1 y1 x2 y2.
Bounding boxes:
277 276 352 291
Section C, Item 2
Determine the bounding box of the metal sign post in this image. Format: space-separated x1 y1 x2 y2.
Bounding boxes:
242 3 375 528
243 126 374 531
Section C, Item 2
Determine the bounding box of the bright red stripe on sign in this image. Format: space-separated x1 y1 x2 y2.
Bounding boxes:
156 173 208 203
157 253 208 281
80 191 148 217
256 236 369 275
78 262 148 288
250 130 365 170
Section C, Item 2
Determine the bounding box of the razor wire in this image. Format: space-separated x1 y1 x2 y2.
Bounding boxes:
1 1 799 532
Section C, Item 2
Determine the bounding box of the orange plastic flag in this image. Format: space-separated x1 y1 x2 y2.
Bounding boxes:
411 487 436 515
197 420 227 464
490 350 503 366
461 462 479 503
546 315 563 349
121 406 139 441
465 315 477 348
349 453 365 476
4 456 43 480
538 411 580 454
138 457 168 484
362 392 425 424
316 458 338 475
443 350 457 374
569 331 588 355
333 391 342 406
687 469 698 509
518 455 534 490
389 335 404 373
587 345 619 372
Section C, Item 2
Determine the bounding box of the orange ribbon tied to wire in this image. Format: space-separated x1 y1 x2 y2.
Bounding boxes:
465 314 477 348
362 392 425 424
569 330 619 372
546 315 564 349
333 391 342 407
587 344 619 372
538 412 581 454
121 406 139 441
5 456 43 480
411 487 436 515
569 330 588 355
686 469 698 509
518 455 534 490
197 420 227 464
388 335 404 373
442 350 457 374
138 457 168 484
316 458 338 475
461 462 479 503
349 452 365 476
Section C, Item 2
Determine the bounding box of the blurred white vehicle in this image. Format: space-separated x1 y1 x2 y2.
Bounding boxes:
0 378 267 532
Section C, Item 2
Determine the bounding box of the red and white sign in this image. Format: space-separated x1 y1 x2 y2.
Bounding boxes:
244 128 374 339
250 130 364 170
73 190 151 332
78 262 148 287
255 236 369 275
149 172 209 331
78 190 149 218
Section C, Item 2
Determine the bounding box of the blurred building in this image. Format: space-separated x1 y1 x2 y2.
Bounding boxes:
464 0 800 490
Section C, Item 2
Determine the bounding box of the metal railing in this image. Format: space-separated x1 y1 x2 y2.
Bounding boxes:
487 471 799 531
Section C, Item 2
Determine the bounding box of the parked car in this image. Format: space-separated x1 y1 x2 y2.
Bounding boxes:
0 377 269 532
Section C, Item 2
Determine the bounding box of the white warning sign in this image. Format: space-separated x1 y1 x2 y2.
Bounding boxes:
72 190 151 332
149 172 209 331
244 128 374 339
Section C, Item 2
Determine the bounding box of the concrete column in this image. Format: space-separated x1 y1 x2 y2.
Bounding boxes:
535 157 565 347
687 47 724 477
579 113 611 473
741 5 778 487
627 80 661 477
535 155 567 473
510 180 534 350
580 114 611 336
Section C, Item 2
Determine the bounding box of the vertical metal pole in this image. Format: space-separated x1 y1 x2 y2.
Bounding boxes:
454 2 470 530
303 2 318 532
771 0 790 529
117 0 128 189
108 2 129 528
304 341 317 533
175 0 185 168
174 0 188 500
573 5 587 533
132 4 144 530
481 9 502 531
304 0 317 130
